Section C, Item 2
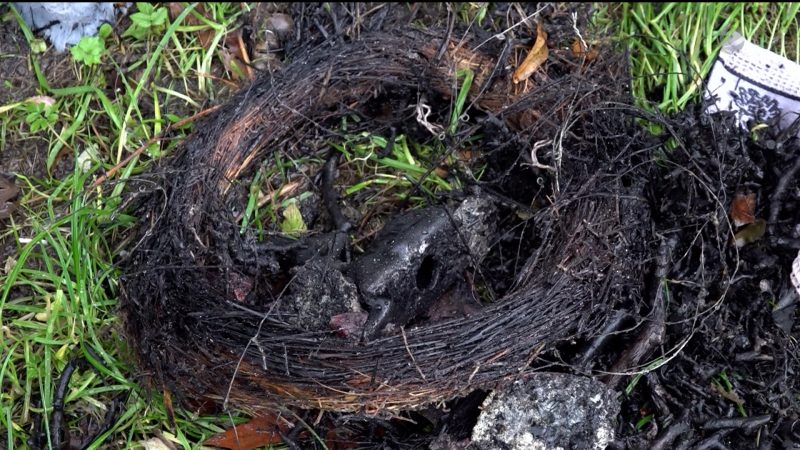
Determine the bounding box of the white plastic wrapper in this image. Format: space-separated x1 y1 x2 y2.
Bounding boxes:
705 32 800 130
705 32 800 298
13 3 119 52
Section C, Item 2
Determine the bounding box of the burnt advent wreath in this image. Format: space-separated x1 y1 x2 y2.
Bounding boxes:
119 26 652 415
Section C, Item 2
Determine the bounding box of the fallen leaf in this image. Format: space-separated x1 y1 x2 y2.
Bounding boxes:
168 3 214 48
512 22 548 84
26 95 56 107
570 38 585 57
205 412 288 450
281 202 307 236
734 218 766 248
458 148 475 162
139 437 175 450
730 192 756 227
710 381 744 406
167 3 184 20
570 38 599 62
586 46 600 62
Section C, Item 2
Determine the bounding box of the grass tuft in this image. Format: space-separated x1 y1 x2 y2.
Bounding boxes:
595 3 800 113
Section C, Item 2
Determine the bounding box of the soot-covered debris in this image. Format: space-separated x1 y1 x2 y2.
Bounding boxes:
606 107 800 450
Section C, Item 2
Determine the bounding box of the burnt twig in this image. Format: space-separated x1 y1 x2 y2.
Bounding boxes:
650 414 692 450
574 310 628 370
51 358 87 449
690 429 733 450
768 142 800 224
321 150 351 262
703 415 771 435
602 237 676 387
321 150 350 233
78 392 130 450
47 350 130 450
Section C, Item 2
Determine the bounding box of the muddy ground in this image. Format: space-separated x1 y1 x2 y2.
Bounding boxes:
2 3 800 450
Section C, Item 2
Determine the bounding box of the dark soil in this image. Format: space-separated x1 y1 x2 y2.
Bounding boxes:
4 3 800 450
0 7 72 178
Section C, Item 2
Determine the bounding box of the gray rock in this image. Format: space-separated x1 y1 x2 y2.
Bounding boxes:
471 372 619 450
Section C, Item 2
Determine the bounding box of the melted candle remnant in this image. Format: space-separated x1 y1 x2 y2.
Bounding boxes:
351 194 496 339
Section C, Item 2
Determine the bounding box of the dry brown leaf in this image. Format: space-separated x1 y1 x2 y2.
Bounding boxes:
197 29 215 49
730 192 756 227
570 38 599 62
434 167 449 178
204 412 289 450
221 30 251 81
512 23 548 84
586 46 600 62
710 382 745 406
570 38 585 57
167 3 185 21
168 3 214 48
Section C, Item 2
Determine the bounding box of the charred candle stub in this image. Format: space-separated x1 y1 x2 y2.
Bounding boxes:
351 192 496 340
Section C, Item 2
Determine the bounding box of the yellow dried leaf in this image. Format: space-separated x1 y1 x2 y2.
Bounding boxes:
513 23 548 84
